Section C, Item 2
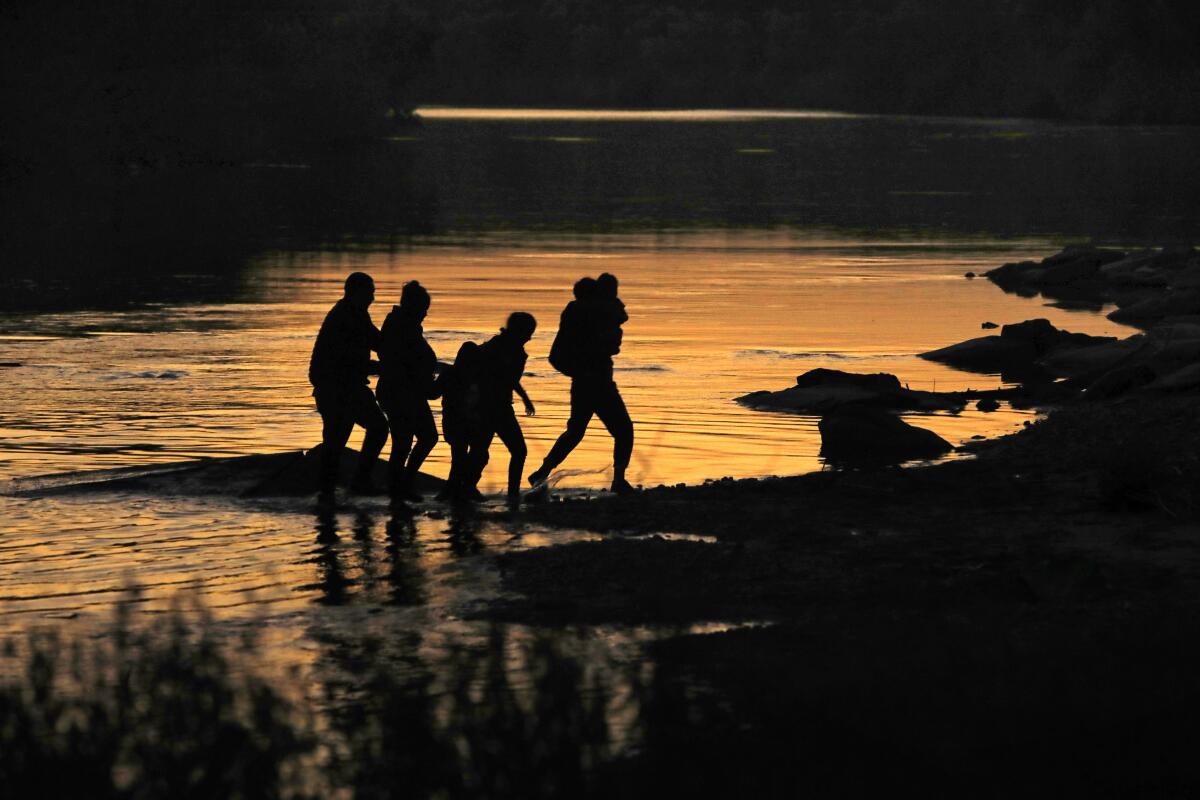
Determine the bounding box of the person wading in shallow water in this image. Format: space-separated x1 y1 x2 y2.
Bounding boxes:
529 272 635 494
473 312 537 504
377 280 440 504
308 272 389 500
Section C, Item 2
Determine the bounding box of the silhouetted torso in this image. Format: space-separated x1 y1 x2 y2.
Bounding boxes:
309 298 380 388
377 306 437 403
476 333 528 410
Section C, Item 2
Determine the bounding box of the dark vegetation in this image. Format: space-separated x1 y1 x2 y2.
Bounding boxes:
0 597 636 798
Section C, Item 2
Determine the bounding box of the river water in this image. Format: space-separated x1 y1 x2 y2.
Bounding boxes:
1 109 1197 749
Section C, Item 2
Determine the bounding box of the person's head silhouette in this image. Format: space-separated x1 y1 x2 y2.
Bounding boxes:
399 280 431 321
596 272 619 299
502 312 537 345
574 277 598 300
344 272 375 310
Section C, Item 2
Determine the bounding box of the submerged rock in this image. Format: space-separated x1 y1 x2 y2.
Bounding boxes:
819 409 953 466
8 447 445 499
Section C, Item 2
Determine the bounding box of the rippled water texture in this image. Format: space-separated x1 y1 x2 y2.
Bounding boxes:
0 233 1129 486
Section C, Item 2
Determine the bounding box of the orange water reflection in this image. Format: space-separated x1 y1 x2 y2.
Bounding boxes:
0 232 1130 489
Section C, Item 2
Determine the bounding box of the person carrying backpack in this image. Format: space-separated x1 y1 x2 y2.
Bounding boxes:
530 273 634 495
472 312 537 503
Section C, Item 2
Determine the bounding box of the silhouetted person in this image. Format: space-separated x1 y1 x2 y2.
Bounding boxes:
377 280 440 503
472 312 537 503
531 273 634 494
309 272 388 498
438 340 487 503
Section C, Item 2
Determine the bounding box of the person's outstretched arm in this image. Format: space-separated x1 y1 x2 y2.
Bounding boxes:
514 382 535 416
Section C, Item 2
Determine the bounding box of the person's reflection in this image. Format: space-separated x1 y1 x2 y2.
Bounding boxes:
352 509 380 599
384 506 426 606
445 505 483 557
313 505 351 605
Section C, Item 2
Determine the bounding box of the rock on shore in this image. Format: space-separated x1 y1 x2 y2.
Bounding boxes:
920 318 1115 377
735 369 960 466
818 409 953 466
986 244 1200 329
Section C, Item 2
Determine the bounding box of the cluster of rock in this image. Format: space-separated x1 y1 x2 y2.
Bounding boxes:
920 314 1200 401
986 244 1200 327
736 369 960 467
738 245 1200 468
919 318 1116 383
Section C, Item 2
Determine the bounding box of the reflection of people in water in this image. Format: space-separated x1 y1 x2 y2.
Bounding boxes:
531 273 634 494
378 281 440 503
472 312 537 503
309 272 389 499
313 505 349 605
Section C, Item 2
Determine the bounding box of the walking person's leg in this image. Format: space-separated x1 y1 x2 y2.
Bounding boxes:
315 388 355 494
464 430 493 499
348 385 389 491
491 410 527 500
594 379 634 493
401 399 438 496
528 376 596 485
384 405 414 495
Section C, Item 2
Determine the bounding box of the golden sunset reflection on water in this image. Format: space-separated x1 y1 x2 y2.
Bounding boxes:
0 232 1130 490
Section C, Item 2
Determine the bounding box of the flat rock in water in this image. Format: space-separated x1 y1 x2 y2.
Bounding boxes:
819 410 953 467
922 319 1115 376
737 368 964 414
920 335 1037 373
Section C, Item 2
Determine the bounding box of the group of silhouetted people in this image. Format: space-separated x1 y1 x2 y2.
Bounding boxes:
307 271 634 506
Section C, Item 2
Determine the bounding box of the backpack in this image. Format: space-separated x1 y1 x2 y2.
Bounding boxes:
548 327 577 377
548 302 583 377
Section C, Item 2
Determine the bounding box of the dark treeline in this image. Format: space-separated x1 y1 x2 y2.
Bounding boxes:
414 0 1200 124
0 0 428 170
2 0 1198 303
3 0 1197 174
0 0 433 299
